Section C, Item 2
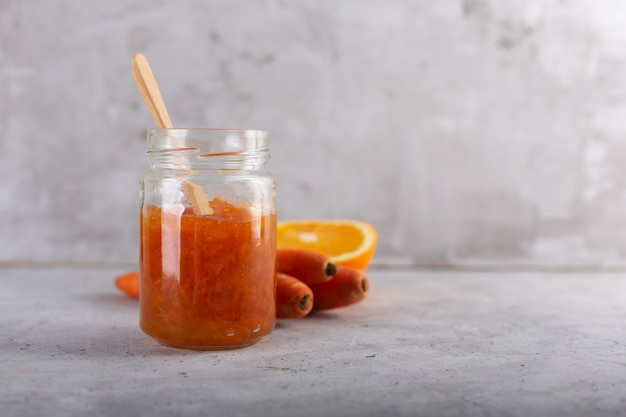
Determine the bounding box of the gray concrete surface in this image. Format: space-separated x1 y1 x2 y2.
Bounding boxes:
2 266 625 416
4 1 626 267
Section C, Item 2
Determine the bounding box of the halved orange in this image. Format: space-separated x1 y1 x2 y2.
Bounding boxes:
277 219 378 270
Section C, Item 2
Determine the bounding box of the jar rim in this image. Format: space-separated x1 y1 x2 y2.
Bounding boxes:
146 128 270 169
148 127 268 135
147 128 268 150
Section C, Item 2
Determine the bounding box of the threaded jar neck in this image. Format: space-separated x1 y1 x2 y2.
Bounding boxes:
146 128 270 170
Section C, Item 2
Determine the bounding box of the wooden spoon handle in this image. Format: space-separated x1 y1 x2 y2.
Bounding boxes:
131 53 173 128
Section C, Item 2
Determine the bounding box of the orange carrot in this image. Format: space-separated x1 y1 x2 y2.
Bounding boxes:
275 272 314 319
309 266 369 310
276 248 338 284
115 271 140 298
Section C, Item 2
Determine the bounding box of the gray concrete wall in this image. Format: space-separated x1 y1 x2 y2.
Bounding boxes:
3 0 626 267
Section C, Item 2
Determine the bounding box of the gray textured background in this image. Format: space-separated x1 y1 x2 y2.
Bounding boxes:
3 0 626 268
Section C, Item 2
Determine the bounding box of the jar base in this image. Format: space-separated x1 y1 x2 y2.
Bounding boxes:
155 339 259 351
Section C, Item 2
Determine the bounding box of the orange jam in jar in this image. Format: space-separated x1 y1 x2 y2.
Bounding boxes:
139 129 276 350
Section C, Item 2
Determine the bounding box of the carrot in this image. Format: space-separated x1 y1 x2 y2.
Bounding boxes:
114 271 140 298
309 266 369 310
276 248 338 284
275 272 314 319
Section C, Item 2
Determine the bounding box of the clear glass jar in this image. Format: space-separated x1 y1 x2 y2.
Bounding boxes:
139 128 276 350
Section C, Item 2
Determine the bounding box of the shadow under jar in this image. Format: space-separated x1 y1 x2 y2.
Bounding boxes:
139 128 276 350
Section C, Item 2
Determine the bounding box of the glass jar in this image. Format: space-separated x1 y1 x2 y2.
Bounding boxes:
139 128 276 350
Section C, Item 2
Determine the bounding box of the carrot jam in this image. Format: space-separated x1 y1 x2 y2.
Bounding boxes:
140 198 276 349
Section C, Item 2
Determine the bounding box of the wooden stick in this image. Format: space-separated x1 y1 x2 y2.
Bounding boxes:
131 53 173 129
182 181 213 215
131 53 212 215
